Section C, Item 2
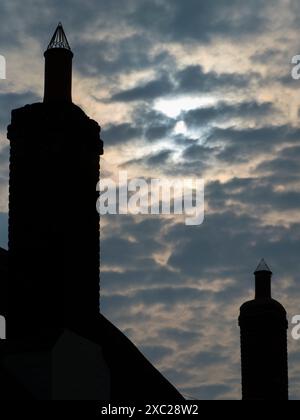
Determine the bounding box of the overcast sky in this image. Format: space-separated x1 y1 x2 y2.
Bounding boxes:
0 0 300 400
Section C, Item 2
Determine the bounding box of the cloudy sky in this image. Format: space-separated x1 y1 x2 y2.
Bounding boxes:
0 0 300 400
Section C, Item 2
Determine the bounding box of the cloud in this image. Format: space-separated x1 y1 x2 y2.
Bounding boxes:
170 143 219 177
130 0 273 43
185 349 228 368
102 236 164 269
110 65 259 103
140 344 174 364
159 327 200 345
166 211 260 278
104 123 143 145
103 107 175 146
0 145 9 168
76 35 174 78
176 65 258 94
102 266 183 294
165 182 300 278
183 101 275 127
255 145 300 179
208 125 300 163
251 48 286 65
183 384 232 400
146 150 173 166
124 149 173 168
207 177 300 213
111 74 174 102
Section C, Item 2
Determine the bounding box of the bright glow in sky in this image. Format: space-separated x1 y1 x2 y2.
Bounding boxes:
173 120 188 135
154 96 218 118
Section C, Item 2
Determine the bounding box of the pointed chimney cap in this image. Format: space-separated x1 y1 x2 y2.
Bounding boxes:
254 258 272 274
47 22 71 50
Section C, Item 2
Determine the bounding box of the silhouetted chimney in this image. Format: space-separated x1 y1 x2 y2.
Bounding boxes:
43 23 73 103
255 258 272 299
7 23 103 339
239 260 288 400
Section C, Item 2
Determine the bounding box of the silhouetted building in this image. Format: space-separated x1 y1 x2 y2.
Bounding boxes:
239 259 288 400
0 23 183 401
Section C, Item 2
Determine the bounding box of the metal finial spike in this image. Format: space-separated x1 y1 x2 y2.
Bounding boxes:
47 23 71 51
254 258 272 274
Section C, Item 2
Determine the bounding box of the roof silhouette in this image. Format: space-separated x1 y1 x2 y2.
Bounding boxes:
254 258 272 274
47 23 71 50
